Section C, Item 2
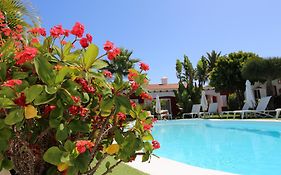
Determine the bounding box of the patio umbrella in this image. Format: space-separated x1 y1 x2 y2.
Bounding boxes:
200 91 208 112
245 80 256 108
155 95 161 114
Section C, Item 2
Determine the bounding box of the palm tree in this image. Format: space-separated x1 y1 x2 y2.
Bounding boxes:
105 48 139 77
195 56 208 87
0 0 40 29
204 50 221 73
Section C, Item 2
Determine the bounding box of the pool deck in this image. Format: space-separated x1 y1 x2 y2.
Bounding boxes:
127 156 236 175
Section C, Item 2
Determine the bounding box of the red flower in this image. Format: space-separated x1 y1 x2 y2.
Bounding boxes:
130 100 136 108
128 70 138 81
43 105 56 115
76 140 94 154
64 29 70 37
2 28 11 36
14 92 26 107
117 112 126 121
103 41 114 51
152 140 160 149
2 79 22 87
79 107 89 117
130 81 139 91
50 25 64 38
16 25 23 33
15 47 38 65
103 70 112 78
28 28 46 36
61 40 67 45
86 33 93 43
71 96 80 103
142 122 153 131
31 38 39 44
79 38 89 48
140 92 152 100
0 11 4 19
69 105 79 115
140 62 149 71
107 48 121 60
152 118 158 123
71 22 84 38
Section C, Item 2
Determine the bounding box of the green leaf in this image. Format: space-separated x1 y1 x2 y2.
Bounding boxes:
142 152 150 162
64 140 75 152
69 120 90 133
46 167 57 175
0 128 11 140
2 158 13 170
105 161 110 169
4 109 24 125
55 67 76 84
34 91 56 105
24 85 44 103
142 132 154 141
100 98 114 117
115 130 124 144
12 72 29 79
43 146 64 166
0 119 5 129
56 124 69 142
92 59 108 70
0 87 16 98
0 62 7 82
0 98 15 108
115 96 131 109
66 166 79 175
83 44 99 69
44 85 58 94
63 42 72 56
0 139 8 152
34 56 56 86
74 151 91 173
43 36 52 50
64 50 81 61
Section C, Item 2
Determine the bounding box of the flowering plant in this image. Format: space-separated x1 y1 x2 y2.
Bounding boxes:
0 11 159 175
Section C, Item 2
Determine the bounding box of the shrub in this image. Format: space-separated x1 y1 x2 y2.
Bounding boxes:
0 12 159 175
227 93 239 110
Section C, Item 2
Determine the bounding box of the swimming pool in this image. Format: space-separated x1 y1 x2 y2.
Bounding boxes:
152 120 281 175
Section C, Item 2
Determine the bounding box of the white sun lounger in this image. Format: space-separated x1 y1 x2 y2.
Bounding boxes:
200 103 218 118
221 103 250 119
182 104 201 118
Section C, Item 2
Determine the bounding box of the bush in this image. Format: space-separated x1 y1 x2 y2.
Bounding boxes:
227 93 240 110
0 12 159 175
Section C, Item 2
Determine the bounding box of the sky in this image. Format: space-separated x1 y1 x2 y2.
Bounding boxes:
29 0 281 84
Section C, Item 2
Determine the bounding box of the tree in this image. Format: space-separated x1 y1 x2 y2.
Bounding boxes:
105 48 139 77
242 57 281 96
209 51 259 107
175 55 200 113
195 56 208 87
0 0 40 28
204 50 221 73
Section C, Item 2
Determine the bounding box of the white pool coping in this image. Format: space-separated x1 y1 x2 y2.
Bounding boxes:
127 156 236 175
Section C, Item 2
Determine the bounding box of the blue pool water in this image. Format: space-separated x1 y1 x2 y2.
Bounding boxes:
152 120 281 175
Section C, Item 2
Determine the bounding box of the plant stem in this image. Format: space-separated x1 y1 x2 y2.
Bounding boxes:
84 154 108 175
100 160 122 175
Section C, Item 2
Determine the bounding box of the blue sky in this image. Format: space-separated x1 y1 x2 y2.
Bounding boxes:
30 0 281 83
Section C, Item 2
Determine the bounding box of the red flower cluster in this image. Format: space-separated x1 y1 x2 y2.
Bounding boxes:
71 22 84 38
142 122 153 131
103 41 121 60
140 92 152 100
140 62 149 71
50 25 65 38
130 100 137 108
130 81 139 91
128 70 138 81
68 105 89 116
43 105 56 115
71 96 80 103
79 33 92 48
103 70 112 78
152 140 160 149
15 47 38 65
13 92 26 107
117 112 126 121
76 140 94 154
28 27 46 36
2 79 22 87
75 78 95 94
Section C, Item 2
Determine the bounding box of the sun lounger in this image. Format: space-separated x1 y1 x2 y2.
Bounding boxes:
182 104 201 118
221 103 250 119
200 103 218 118
232 96 273 119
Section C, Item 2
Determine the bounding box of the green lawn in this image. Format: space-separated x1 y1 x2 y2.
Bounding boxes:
95 157 148 175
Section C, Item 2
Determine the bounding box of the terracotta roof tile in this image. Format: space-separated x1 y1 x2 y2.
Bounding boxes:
147 83 178 91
